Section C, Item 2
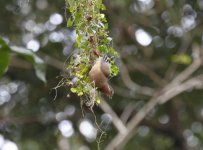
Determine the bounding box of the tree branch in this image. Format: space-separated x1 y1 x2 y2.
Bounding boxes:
119 60 155 96
105 51 203 150
105 74 203 150
99 98 128 135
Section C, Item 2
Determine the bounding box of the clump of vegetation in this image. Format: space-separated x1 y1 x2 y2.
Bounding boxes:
64 0 119 108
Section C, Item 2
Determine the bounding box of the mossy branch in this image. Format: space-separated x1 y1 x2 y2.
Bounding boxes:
65 0 119 107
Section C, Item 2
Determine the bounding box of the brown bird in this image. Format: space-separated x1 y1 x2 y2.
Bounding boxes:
89 55 112 97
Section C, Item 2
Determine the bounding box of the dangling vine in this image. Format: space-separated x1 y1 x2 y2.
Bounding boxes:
65 0 119 108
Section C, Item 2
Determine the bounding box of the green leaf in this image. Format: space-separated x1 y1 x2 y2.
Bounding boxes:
69 6 75 13
67 18 73 27
0 37 47 82
97 45 108 53
101 4 106 10
77 91 83 96
95 95 101 105
171 54 192 65
67 0 75 7
0 50 9 77
0 37 11 77
110 65 119 77
10 46 46 83
34 62 46 83
11 46 35 56
70 88 77 93
109 47 118 57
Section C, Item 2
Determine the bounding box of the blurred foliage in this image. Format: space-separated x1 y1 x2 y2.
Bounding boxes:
0 37 46 82
1 0 203 150
171 54 192 65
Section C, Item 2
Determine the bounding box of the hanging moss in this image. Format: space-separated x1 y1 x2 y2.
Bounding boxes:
64 0 119 108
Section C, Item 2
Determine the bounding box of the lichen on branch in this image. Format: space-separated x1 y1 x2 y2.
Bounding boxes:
65 0 119 107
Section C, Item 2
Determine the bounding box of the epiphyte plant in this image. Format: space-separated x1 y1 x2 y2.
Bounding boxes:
65 0 119 108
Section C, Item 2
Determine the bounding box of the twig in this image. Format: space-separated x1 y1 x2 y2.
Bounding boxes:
127 59 166 86
119 60 140 91
99 98 128 135
159 75 203 104
119 60 155 96
120 103 136 124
